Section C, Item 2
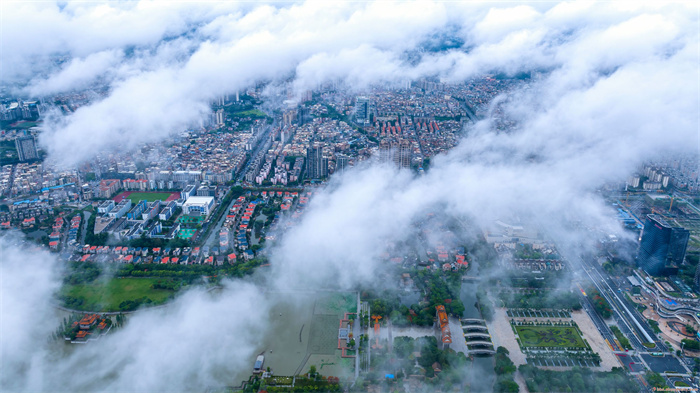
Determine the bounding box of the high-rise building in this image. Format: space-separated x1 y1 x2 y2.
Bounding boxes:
306 144 327 179
378 139 395 164
397 139 412 169
378 139 411 169
336 154 349 173
354 97 370 124
216 94 228 106
15 135 38 162
636 214 689 276
297 106 310 126
283 110 295 126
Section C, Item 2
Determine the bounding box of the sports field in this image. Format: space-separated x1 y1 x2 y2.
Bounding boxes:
178 228 197 239
114 191 179 203
61 278 175 312
178 215 206 224
515 325 587 349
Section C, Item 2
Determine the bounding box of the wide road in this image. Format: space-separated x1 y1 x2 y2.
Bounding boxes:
203 188 237 248
580 255 665 352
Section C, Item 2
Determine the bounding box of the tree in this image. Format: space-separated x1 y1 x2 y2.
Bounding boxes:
682 339 700 351
645 372 666 389
494 378 519 393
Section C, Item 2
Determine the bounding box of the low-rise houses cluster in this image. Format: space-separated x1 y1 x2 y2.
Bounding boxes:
76 243 241 265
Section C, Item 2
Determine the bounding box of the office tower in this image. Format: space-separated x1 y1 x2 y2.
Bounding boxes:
636 214 689 276
306 144 327 179
297 105 310 126
354 96 370 124
15 135 38 162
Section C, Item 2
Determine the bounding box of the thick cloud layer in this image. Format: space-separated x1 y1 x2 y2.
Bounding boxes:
0 236 61 391
0 234 273 392
1 1 699 391
2 1 696 166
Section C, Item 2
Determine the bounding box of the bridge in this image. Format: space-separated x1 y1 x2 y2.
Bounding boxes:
466 341 494 347
461 318 486 325
469 348 497 355
464 332 491 339
463 325 488 331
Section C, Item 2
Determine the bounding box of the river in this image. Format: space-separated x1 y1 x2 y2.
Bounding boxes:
460 259 496 392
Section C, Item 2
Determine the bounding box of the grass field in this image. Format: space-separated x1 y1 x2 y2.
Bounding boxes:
1 120 39 129
515 325 587 349
0 140 18 164
62 278 175 312
125 192 175 203
232 109 267 118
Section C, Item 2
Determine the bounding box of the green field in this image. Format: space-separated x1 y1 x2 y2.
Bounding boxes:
1 120 39 129
126 192 174 203
0 140 18 164
515 325 587 349
233 109 266 118
61 278 175 312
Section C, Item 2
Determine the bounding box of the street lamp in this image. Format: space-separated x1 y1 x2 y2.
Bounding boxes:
681 340 685 357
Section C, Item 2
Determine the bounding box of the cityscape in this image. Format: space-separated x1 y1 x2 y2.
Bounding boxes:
1 2 699 393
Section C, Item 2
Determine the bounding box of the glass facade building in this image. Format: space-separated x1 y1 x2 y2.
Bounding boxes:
636 214 689 276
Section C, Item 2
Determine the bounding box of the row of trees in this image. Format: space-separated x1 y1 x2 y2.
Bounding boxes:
489 270 569 290
518 364 637 393
114 258 266 282
682 338 700 351
85 212 108 246
587 287 613 319
119 296 153 311
609 325 632 350
499 289 582 310
494 347 519 393
63 261 103 285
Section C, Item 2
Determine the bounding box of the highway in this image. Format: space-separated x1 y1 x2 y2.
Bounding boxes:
580 254 664 352
577 288 620 350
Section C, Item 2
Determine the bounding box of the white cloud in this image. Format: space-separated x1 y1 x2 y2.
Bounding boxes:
1 1 699 390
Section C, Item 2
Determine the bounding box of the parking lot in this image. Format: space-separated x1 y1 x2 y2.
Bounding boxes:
507 309 571 319
529 357 599 367
641 354 688 374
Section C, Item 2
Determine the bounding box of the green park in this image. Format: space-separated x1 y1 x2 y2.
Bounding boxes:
60 277 176 312
515 325 587 349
